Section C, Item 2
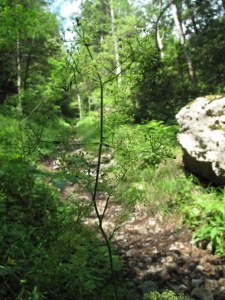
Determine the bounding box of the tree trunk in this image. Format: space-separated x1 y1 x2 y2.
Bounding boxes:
109 0 121 77
152 14 164 58
77 93 82 119
24 32 36 90
16 32 22 116
168 0 195 84
184 0 199 34
88 95 91 113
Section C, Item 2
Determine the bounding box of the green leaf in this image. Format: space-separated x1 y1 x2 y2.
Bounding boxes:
65 174 79 184
0 266 11 276
210 227 217 240
51 178 66 192
57 206 65 212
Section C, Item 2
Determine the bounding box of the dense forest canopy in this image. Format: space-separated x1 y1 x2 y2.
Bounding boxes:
0 0 224 123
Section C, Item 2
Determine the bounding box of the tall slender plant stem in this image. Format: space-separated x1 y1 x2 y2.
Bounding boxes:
86 45 118 300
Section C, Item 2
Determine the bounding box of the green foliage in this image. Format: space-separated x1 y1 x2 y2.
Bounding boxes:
0 154 136 300
2 0 225 298
144 289 192 300
76 114 100 146
182 192 225 255
0 112 74 165
0 114 23 157
21 17 175 300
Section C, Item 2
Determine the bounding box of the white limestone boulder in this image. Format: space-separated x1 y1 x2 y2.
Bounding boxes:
176 95 225 185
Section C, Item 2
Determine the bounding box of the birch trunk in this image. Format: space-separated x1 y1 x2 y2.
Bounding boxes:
77 93 82 120
168 0 195 84
109 0 121 77
153 14 164 58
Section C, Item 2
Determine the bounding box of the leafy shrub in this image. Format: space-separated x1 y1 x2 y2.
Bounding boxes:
0 155 136 299
0 114 23 157
136 120 179 148
144 289 192 299
182 193 225 255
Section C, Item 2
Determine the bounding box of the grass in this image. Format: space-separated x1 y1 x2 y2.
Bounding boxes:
133 147 225 256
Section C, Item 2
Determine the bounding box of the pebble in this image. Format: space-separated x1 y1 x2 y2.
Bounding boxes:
166 256 174 263
218 278 225 286
178 284 188 290
136 226 148 235
196 265 204 271
191 278 204 286
138 262 144 268
204 278 218 290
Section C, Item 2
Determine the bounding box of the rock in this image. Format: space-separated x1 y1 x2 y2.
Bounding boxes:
138 262 144 268
218 278 225 286
166 255 174 263
136 226 148 235
176 95 225 185
204 279 218 290
139 280 157 295
191 287 214 300
191 278 204 287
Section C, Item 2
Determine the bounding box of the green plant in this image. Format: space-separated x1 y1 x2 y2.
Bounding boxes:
23 19 175 300
1 154 137 299
144 289 192 300
182 194 225 255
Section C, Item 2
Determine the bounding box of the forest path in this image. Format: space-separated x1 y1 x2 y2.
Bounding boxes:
41 157 225 300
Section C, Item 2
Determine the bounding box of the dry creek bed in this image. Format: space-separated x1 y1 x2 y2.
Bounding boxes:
42 157 225 300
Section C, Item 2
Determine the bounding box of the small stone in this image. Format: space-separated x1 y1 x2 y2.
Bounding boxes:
118 249 126 254
203 262 212 272
139 280 157 294
175 241 185 249
179 284 188 290
52 165 60 170
191 287 214 300
138 262 144 268
152 248 158 254
218 278 225 286
189 262 196 268
143 242 150 246
144 256 152 263
136 226 148 235
204 278 218 290
166 256 174 263
169 244 178 251
148 218 156 226
196 265 204 271
207 242 213 252
191 278 204 287
161 257 166 263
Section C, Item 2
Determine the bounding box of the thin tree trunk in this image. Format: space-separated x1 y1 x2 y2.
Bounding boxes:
184 0 199 34
153 14 164 58
77 93 82 120
168 0 195 84
16 32 22 116
24 32 36 90
109 0 121 77
88 95 91 113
